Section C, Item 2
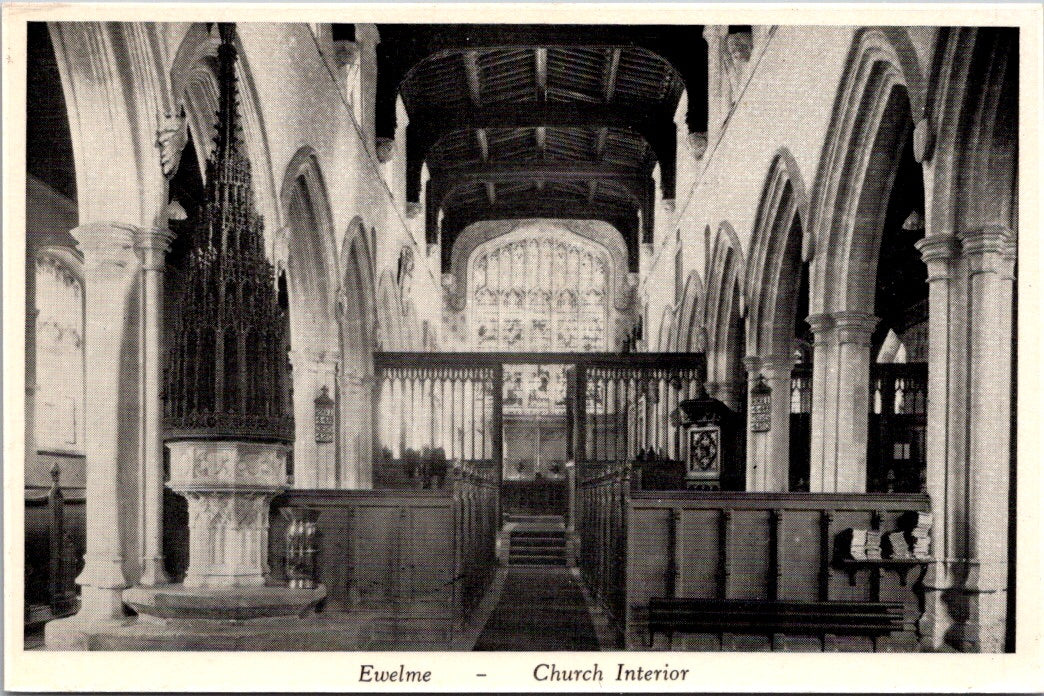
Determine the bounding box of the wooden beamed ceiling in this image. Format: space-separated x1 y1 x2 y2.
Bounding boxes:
370 24 705 271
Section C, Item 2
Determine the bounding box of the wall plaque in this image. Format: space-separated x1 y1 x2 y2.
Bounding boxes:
750 376 771 432
314 385 335 444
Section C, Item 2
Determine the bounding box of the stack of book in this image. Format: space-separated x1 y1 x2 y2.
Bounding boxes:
902 511 933 560
883 531 912 559
840 528 882 560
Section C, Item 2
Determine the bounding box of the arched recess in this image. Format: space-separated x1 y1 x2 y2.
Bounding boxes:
705 222 746 414
278 148 340 489
806 27 921 494
744 149 810 491
336 217 378 488
170 23 280 236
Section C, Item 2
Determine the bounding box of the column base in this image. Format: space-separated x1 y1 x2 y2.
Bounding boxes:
123 583 326 622
44 610 134 650
139 557 170 586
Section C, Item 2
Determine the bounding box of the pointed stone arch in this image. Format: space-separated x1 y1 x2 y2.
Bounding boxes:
746 147 808 361
171 23 280 236
657 305 676 353
279 148 340 488
743 148 810 491
914 27 1018 653
677 269 705 352
336 216 378 488
377 270 407 351
806 28 922 495
705 223 746 411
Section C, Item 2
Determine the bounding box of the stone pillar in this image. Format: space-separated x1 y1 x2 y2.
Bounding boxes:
68 223 141 619
290 349 340 488
136 228 174 585
807 313 834 492
915 232 960 648
703 26 726 147
956 225 1016 652
832 311 878 492
745 354 793 492
742 356 763 491
808 311 878 492
167 440 289 587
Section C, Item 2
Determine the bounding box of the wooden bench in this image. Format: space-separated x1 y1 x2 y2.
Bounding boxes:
647 597 904 646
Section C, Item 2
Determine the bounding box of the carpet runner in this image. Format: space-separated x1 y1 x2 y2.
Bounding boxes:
473 566 600 650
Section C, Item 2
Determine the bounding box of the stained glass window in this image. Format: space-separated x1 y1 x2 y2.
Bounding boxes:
469 229 612 416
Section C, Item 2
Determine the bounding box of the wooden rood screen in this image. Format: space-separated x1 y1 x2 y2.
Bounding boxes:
372 352 707 489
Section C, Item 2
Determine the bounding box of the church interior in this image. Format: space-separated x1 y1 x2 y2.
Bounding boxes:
23 21 1017 653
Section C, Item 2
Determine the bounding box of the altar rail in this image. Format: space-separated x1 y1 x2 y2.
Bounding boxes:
578 466 931 651
269 465 499 626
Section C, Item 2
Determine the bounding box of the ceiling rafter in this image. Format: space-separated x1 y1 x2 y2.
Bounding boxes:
603 48 621 103
475 128 490 161
462 50 483 107
534 47 548 103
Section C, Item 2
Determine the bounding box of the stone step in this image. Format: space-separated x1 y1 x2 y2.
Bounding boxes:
510 547 566 557
509 534 567 542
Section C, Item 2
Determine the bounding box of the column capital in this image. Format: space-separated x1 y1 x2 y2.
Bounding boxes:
135 227 176 270
760 353 796 377
742 355 762 374
703 25 727 42
805 312 835 338
831 311 879 346
71 222 140 268
915 233 959 280
959 225 1017 276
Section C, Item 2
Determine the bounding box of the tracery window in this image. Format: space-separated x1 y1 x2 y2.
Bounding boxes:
470 234 609 353
34 254 84 453
469 230 612 417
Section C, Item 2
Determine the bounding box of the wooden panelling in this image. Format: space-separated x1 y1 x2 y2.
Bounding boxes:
581 483 929 652
678 509 719 598
779 511 821 601
270 467 498 622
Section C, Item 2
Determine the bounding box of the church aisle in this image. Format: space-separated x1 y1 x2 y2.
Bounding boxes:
473 567 601 651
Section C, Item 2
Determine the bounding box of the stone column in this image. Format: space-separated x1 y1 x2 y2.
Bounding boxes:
289 349 340 488
702 26 726 147
742 356 763 491
745 354 793 492
915 232 960 648
136 228 174 585
957 225 1016 652
832 311 878 492
806 313 835 492
807 311 878 492
68 223 142 619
